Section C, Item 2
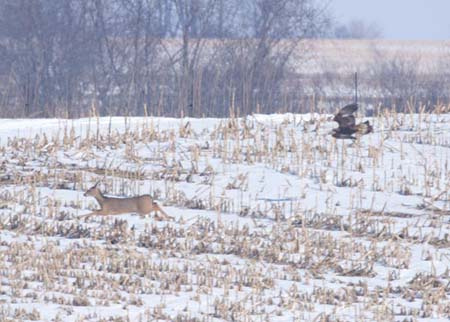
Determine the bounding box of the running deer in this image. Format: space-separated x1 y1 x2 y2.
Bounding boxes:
82 182 173 220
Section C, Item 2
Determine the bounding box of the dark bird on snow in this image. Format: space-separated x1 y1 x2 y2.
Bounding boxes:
331 103 373 140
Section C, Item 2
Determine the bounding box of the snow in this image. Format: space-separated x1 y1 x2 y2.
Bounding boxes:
0 112 449 321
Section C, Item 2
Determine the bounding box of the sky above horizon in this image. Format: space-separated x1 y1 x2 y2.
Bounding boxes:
330 0 450 40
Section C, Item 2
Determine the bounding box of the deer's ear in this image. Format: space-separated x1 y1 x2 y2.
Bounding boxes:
94 181 100 188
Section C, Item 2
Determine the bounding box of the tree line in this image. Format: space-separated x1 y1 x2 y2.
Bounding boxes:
0 0 448 118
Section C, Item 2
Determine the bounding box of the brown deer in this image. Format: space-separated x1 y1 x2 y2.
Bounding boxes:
82 182 173 221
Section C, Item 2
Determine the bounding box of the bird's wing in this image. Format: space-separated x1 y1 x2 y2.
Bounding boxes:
337 103 358 118
341 115 356 128
333 114 356 128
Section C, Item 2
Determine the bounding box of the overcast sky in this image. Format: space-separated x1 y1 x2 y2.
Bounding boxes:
330 0 450 40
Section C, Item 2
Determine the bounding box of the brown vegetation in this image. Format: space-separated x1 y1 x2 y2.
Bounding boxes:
0 109 449 320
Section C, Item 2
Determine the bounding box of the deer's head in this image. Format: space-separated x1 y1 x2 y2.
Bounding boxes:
84 182 101 197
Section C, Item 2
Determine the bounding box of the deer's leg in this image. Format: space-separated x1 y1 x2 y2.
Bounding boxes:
81 212 95 219
153 204 174 221
81 212 91 219
81 209 105 220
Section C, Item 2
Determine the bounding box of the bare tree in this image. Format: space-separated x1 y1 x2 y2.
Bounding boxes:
0 0 333 118
334 19 383 39
169 0 220 116
0 0 97 117
369 48 422 111
195 0 330 116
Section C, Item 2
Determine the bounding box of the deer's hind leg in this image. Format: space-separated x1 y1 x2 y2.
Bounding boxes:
153 204 174 221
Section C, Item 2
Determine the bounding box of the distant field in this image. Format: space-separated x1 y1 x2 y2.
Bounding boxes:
0 112 449 321
297 39 450 74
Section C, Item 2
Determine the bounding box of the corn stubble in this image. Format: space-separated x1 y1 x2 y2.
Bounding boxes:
0 108 449 321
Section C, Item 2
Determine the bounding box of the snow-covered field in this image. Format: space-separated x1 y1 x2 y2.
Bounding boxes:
0 112 449 321
300 39 450 75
